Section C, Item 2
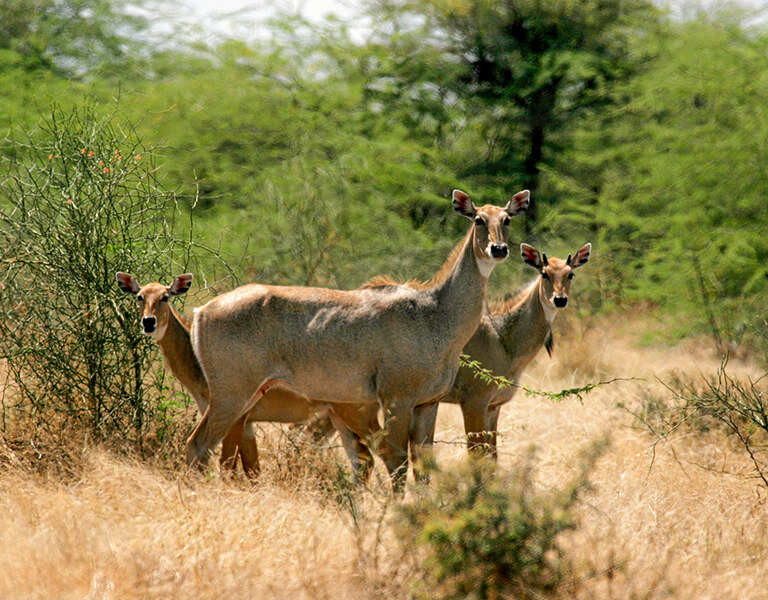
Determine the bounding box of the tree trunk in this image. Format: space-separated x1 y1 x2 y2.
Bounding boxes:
522 121 544 243
521 80 560 243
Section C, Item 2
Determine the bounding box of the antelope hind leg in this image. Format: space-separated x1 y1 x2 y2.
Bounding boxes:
220 415 246 474
186 392 262 472
379 399 414 494
238 422 260 479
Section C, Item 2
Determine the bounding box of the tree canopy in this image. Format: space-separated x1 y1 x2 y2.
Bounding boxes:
2 0 768 354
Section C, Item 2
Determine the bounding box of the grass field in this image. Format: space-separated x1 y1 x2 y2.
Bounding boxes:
1 313 766 599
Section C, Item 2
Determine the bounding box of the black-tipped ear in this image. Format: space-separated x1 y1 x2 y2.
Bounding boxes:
520 243 542 269
169 273 193 296
505 189 530 216
542 253 549 267
116 272 140 295
452 189 476 220
569 243 592 269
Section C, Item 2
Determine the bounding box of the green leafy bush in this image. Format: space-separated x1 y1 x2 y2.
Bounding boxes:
396 443 606 600
0 102 192 453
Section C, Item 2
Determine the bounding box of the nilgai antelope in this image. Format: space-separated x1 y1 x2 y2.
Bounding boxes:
115 272 374 478
187 189 530 490
410 242 592 461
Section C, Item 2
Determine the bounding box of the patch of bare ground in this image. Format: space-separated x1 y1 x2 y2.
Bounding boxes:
1 313 767 599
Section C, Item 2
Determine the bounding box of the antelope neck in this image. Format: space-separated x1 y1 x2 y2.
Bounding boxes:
494 276 553 362
435 227 493 342
537 278 558 325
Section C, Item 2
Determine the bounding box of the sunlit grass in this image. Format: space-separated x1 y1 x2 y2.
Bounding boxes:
1 315 766 599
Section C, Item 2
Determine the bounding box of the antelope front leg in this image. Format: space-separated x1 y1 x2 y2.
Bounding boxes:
484 406 502 461
460 399 493 457
379 398 414 494
186 377 280 474
409 402 439 484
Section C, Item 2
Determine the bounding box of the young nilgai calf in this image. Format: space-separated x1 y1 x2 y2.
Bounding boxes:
187 189 529 491
409 242 592 463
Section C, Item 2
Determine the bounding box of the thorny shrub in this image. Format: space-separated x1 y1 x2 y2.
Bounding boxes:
0 102 221 460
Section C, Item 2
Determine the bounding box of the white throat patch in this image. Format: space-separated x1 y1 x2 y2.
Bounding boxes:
540 295 558 324
476 254 496 278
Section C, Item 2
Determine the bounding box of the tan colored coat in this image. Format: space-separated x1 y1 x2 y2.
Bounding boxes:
187 191 529 489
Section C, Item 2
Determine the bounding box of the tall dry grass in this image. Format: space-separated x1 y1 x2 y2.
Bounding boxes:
1 312 767 599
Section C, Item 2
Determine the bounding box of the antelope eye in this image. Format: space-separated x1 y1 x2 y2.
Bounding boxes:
136 295 143 302
541 272 549 280
161 295 169 302
474 217 485 227
567 273 574 280
502 216 511 226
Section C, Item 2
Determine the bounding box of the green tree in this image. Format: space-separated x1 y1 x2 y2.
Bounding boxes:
0 0 149 76
359 0 657 239
556 10 768 353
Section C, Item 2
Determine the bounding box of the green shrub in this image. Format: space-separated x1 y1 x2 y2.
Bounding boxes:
395 443 606 600
0 102 194 453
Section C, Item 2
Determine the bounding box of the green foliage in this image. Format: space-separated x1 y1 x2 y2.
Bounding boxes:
554 11 768 354
0 0 149 77
359 0 658 233
121 35 460 288
459 353 628 403
0 103 190 450
2 0 768 358
396 442 607 600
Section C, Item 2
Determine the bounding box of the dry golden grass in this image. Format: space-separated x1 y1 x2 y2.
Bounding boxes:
1 313 767 599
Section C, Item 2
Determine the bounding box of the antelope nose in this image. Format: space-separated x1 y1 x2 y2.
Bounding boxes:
490 243 509 259
142 317 157 333
553 296 568 308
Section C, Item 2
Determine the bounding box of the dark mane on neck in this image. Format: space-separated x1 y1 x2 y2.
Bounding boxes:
358 228 471 290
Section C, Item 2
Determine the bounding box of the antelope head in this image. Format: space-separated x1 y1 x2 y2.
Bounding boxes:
453 189 530 277
116 272 193 339
520 243 591 317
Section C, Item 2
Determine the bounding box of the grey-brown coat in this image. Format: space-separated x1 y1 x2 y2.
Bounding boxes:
187 190 530 490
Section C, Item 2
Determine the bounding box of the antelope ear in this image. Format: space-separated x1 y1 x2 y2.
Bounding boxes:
520 244 542 269
505 189 530 216
169 273 193 296
116 272 140 295
568 243 592 269
452 189 476 219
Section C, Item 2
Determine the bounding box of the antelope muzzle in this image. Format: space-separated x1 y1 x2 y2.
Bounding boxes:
490 243 509 259
142 316 157 334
